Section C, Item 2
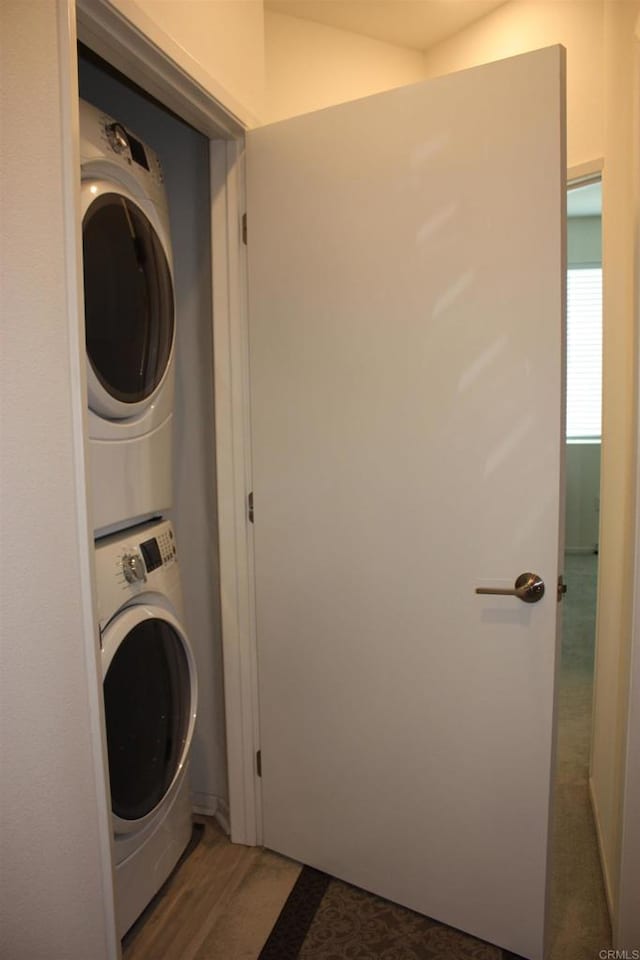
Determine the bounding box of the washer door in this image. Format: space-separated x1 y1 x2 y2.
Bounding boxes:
102 605 197 835
81 179 174 420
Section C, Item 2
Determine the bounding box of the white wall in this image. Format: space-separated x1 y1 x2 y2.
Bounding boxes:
567 215 602 266
264 10 428 124
0 3 116 958
421 0 604 170
112 0 265 124
77 55 228 818
565 445 600 552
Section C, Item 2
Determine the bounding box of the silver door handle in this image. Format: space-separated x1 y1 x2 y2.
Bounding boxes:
475 572 545 603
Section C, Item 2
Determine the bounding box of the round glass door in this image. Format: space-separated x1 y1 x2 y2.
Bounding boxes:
82 192 174 410
103 616 192 822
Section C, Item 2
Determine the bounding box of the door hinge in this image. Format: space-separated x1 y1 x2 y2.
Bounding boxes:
256 749 262 778
557 575 568 602
242 212 247 245
248 491 254 524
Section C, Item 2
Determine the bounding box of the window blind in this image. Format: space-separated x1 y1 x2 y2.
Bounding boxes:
566 267 602 440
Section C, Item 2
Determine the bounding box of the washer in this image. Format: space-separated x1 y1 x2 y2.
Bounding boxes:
95 519 197 938
80 99 175 536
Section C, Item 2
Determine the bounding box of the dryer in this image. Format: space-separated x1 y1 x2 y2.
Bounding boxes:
95 519 197 938
80 99 175 536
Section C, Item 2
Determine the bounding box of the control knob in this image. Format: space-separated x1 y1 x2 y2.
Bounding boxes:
122 551 146 584
106 122 129 155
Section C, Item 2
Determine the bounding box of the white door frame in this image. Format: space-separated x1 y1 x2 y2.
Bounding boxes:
617 364 640 946
209 139 262 846
75 0 260 865
616 27 640 949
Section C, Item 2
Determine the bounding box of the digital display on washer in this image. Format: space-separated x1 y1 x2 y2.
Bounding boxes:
140 537 162 572
128 133 149 170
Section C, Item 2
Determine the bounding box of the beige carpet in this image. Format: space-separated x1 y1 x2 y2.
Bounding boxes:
258 864 514 960
299 879 503 960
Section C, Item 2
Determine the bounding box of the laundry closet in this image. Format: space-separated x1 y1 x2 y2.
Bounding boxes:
78 48 228 935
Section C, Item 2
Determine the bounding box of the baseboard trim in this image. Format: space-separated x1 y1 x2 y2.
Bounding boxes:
589 775 615 924
214 799 231 836
191 792 231 836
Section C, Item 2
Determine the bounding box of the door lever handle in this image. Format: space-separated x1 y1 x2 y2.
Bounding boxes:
475 572 545 604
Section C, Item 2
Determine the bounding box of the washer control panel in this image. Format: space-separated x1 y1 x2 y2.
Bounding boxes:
154 527 177 566
96 516 176 593
99 113 165 184
122 551 147 583
105 121 129 156
133 524 176 575
79 99 166 185
95 519 182 630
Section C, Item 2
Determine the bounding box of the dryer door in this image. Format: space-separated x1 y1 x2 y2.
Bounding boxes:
81 180 175 420
102 604 197 834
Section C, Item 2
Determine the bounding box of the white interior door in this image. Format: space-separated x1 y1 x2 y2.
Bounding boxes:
247 47 565 960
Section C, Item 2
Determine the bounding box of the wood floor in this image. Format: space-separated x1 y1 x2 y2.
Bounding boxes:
122 818 300 960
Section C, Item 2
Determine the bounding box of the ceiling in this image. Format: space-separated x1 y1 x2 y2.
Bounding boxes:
265 0 508 53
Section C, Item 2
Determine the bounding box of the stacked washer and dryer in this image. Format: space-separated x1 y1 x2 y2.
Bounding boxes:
80 99 197 939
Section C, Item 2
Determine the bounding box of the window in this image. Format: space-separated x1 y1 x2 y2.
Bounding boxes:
566 267 602 441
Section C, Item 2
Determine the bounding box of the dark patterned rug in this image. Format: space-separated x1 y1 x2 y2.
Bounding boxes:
258 866 526 960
